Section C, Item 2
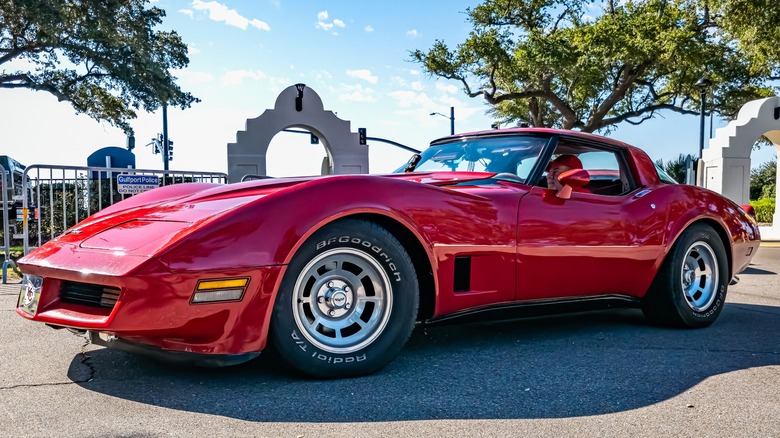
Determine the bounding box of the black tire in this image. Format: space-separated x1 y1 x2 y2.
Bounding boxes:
270 219 419 378
642 223 729 328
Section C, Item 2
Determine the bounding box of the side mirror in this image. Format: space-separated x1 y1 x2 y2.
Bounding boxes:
556 169 590 199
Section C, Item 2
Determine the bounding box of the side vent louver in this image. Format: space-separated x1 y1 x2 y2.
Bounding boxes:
454 256 471 292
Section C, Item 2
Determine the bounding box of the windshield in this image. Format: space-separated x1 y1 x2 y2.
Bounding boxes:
395 135 549 183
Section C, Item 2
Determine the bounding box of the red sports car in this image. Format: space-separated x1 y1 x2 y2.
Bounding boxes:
16 128 761 378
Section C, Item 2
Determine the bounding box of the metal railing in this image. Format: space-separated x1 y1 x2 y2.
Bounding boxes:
22 165 228 254
1 164 19 283
1 164 9 260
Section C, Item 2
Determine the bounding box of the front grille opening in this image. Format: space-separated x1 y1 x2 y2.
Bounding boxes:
60 281 121 309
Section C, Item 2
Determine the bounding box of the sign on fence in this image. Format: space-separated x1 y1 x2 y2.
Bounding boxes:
117 175 160 194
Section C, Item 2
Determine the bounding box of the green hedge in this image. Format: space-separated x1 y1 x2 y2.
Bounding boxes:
750 197 776 224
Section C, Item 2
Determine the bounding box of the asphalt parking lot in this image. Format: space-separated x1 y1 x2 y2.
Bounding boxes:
1 246 778 437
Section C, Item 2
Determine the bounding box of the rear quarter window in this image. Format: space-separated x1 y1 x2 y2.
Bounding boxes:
654 164 678 184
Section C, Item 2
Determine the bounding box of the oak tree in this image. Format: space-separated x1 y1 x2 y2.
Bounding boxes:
0 0 197 133
412 0 779 132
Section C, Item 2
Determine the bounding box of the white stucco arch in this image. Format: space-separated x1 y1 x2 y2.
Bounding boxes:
702 97 780 228
226 84 368 183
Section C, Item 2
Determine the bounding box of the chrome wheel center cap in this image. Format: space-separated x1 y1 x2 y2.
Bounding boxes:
315 279 354 318
330 291 348 309
683 265 695 287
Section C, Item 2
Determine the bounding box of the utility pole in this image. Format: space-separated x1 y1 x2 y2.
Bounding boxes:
162 103 169 171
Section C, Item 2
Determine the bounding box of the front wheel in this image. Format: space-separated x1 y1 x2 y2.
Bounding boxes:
642 223 729 328
270 219 419 378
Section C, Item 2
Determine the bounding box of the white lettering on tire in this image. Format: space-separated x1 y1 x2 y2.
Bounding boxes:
290 329 369 364
316 235 402 281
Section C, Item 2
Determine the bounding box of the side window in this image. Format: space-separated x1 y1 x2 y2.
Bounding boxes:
516 159 535 181
544 145 635 196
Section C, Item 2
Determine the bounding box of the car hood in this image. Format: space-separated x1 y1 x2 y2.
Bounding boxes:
19 171 495 276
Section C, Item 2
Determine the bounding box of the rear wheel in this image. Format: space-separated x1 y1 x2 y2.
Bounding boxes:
642 223 729 328
270 219 418 378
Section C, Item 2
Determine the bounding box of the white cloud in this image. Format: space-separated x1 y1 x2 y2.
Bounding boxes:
187 44 200 56
409 69 420 76
411 81 424 91
391 76 408 87
172 68 214 84
316 10 345 33
179 9 194 18
221 69 267 86
339 84 377 102
406 29 419 38
364 25 374 32
388 90 431 108
436 82 458 94
314 70 333 82
346 69 378 84
191 1 270 31
249 19 271 31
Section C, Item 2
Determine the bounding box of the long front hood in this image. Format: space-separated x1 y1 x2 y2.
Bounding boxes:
18 185 285 277
18 171 496 277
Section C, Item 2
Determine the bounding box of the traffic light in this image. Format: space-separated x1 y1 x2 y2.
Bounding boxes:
358 128 366 145
149 134 162 154
167 139 174 161
310 134 319 144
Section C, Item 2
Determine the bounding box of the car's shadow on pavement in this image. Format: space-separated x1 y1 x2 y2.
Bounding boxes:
68 301 780 422
741 266 776 275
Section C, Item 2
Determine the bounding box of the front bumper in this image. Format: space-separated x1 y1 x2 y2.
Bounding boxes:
88 331 260 367
16 264 285 356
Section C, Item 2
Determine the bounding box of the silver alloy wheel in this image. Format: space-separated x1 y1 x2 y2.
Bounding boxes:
680 241 719 312
292 248 393 354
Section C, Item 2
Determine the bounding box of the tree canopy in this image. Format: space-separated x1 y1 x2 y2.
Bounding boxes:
0 0 198 134
750 159 777 200
412 0 780 132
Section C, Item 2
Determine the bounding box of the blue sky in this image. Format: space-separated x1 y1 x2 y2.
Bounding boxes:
1 0 776 176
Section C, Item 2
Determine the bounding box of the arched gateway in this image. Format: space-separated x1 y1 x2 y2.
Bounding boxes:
702 97 780 228
227 84 368 183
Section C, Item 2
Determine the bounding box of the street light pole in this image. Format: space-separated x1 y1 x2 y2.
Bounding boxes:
430 107 455 135
695 77 712 185
449 106 455 135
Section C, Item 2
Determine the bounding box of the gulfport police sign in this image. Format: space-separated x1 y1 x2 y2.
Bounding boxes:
117 175 160 194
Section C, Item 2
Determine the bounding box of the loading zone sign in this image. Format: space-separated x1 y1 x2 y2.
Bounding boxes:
117 175 160 194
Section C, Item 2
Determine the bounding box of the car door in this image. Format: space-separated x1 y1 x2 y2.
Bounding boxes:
515 146 659 301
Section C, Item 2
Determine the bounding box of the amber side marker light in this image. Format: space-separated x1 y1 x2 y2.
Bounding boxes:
192 278 249 303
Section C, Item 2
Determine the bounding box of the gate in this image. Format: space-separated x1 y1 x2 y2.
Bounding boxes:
22 165 227 254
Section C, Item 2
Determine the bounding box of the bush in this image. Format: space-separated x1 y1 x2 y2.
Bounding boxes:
750 197 776 224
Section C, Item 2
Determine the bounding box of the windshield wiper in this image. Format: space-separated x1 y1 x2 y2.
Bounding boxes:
404 154 422 172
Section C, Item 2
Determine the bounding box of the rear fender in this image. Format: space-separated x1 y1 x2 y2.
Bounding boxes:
657 186 745 279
